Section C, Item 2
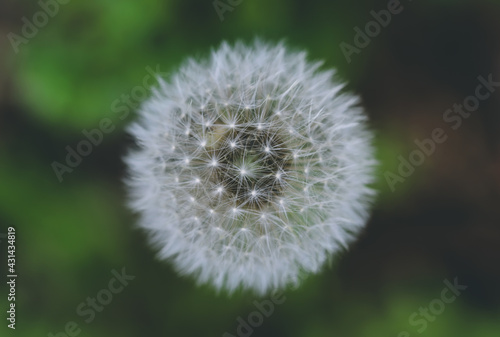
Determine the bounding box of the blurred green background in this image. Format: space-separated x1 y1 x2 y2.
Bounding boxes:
1 0 500 336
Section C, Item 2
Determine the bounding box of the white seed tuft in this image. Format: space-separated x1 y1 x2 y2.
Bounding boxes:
124 40 377 295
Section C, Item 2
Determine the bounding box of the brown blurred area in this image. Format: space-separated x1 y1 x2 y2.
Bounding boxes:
343 1 500 311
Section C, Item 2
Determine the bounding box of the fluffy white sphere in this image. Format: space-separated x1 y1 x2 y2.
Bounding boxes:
125 40 376 295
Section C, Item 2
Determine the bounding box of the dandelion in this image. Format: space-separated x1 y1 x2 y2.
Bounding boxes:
124 40 376 295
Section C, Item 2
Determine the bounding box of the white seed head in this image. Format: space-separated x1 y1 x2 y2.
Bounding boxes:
124 40 377 295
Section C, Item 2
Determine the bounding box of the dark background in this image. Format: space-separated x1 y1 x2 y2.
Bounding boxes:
1 0 499 336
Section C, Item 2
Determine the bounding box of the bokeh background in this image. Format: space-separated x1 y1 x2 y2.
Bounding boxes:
1 0 500 336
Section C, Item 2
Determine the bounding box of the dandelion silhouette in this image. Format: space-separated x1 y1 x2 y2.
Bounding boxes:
125 41 376 294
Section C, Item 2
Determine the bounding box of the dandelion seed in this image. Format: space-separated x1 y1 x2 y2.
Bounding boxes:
124 40 376 295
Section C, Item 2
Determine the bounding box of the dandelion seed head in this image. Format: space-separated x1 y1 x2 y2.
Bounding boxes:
124 40 376 295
